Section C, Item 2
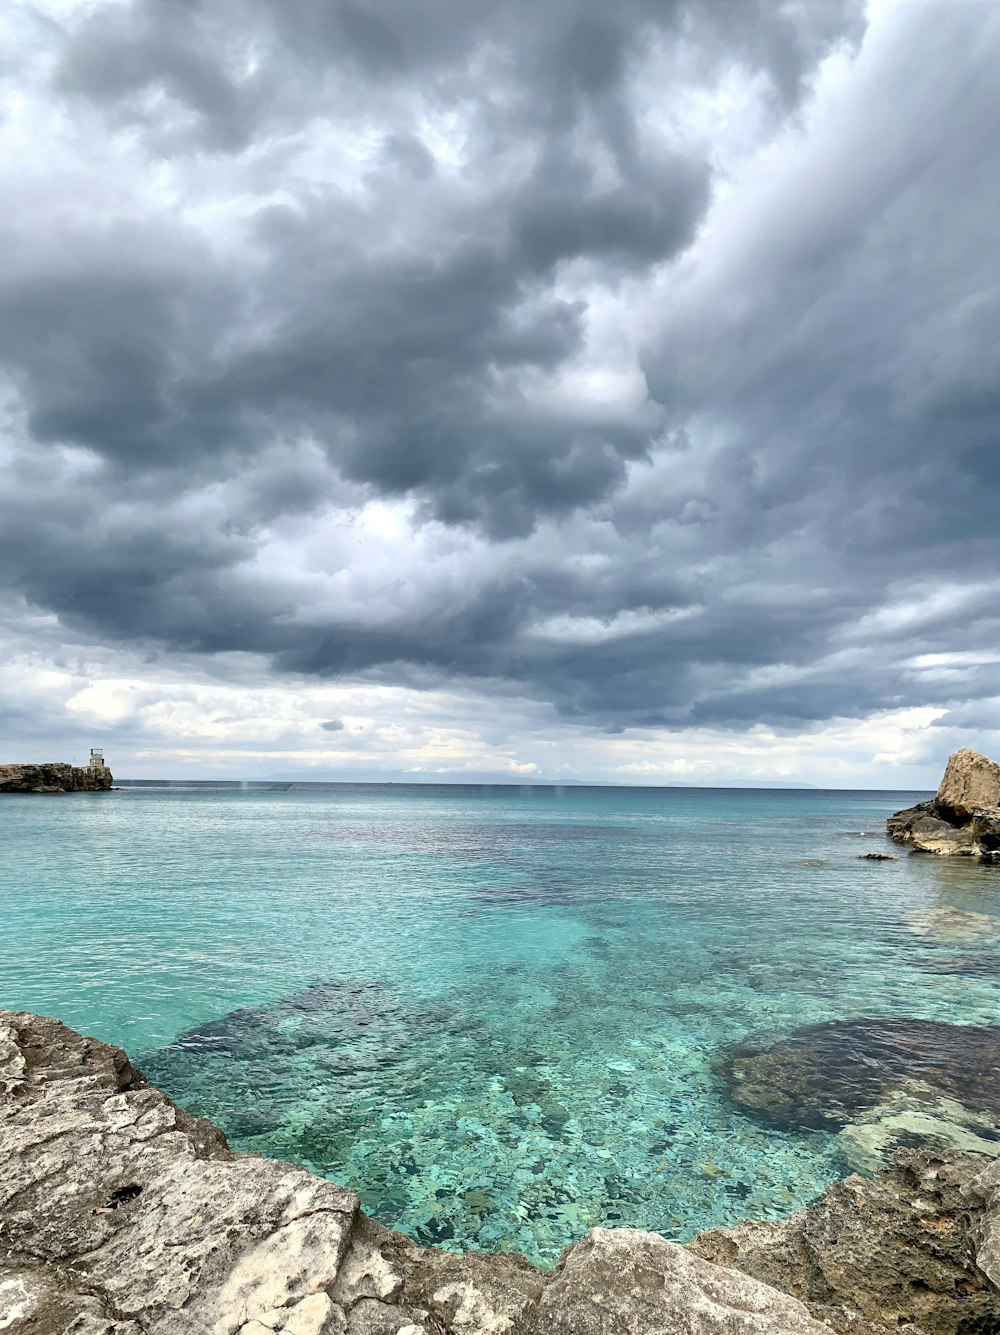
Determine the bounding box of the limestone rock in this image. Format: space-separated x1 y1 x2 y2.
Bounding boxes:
534 1229 828 1334
0 762 113 793
887 751 1000 855
935 748 1000 824
910 821 977 855
690 1153 1000 1335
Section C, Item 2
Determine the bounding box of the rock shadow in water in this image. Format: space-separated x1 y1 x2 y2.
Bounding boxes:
912 949 1000 979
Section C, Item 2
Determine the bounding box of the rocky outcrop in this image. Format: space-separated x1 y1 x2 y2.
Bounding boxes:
4 1013 999 1334
690 1153 1000 1335
0 762 113 793
887 749 1000 855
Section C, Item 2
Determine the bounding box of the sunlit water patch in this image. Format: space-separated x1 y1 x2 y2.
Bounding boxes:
4 785 1000 1264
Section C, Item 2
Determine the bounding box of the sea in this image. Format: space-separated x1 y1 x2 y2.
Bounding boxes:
4 782 1000 1265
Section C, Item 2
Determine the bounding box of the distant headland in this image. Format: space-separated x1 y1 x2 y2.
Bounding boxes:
0 749 113 793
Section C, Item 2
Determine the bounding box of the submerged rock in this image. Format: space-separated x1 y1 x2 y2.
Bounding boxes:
907 906 999 944
887 749 1000 855
914 950 1000 978
142 978 412 1146
837 1083 1000 1175
718 1017 1000 1132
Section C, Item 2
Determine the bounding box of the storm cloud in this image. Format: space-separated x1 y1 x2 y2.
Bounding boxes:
1 0 998 780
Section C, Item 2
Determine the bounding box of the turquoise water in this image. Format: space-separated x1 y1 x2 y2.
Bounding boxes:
4 784 1000 1263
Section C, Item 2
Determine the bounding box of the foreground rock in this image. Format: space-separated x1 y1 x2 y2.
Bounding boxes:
2 1012 999 1334
887 748 1000 855
0 762 113 793
691 1153 1000 1335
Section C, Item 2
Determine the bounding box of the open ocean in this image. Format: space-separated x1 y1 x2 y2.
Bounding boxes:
4 782 1000 1264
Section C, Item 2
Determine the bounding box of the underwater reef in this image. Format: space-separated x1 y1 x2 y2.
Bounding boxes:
3 1010 1000 1334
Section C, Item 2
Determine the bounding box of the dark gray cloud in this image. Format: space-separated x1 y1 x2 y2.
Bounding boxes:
4 0 998 745
319 718 345 732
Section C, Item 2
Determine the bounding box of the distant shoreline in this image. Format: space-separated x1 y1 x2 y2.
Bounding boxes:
112 778 932 794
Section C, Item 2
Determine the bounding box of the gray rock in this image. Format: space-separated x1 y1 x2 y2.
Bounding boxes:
886 800 936 843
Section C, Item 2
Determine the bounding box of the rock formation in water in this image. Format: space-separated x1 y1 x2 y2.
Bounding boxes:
887 748 1000 855
0 761 113 793
717 1017 1000 1174
2 1011 1000 1334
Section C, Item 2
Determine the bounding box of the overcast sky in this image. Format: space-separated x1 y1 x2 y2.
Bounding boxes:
1 0 997 786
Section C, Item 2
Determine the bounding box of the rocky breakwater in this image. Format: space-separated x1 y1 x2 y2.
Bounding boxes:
887 748 1000 856
0 762 113 793
3 1012 1000 1335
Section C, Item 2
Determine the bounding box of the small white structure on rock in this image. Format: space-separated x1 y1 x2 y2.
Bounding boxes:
88 748 107 770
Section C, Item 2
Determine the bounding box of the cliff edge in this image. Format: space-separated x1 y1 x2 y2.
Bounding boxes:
2 1011 999 1334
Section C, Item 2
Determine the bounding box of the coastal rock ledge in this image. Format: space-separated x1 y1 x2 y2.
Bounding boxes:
3 1014 1000 1335
0 763 112 794
887 748 1000 855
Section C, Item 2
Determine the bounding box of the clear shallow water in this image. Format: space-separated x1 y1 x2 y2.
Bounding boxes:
4 783 1000 1264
